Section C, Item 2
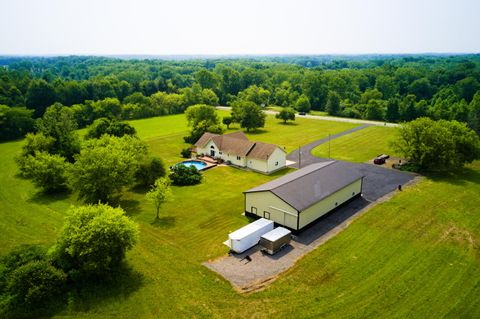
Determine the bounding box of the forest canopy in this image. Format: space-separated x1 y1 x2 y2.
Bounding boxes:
1 54 480 141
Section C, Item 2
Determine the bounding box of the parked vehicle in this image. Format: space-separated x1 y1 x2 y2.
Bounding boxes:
374 154 390 165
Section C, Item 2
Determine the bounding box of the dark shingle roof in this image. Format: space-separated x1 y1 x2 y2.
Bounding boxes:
244 161 364 211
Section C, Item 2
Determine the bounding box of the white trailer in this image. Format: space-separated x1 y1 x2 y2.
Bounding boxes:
224 218 274 253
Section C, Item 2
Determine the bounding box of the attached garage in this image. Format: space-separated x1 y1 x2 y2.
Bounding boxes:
244 161 364 231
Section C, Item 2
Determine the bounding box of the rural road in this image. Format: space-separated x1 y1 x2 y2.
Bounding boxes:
215 106 399 127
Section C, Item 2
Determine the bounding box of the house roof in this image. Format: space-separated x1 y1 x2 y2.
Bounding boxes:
247 141 285 160
194 131 282 159
244 161 364 211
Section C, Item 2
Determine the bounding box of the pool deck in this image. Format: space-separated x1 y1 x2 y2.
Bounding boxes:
196 156 219 170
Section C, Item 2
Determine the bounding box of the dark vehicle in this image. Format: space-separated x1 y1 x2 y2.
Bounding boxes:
298 112 306 116
373 154 390 165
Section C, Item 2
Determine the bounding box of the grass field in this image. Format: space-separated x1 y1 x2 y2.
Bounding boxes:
311 126 400 162
0 113 479 318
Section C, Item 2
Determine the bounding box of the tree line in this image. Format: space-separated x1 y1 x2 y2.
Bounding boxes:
1 55 480 141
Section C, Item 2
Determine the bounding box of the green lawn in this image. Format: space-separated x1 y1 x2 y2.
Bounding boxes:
311 126 400 162
0 113 479 318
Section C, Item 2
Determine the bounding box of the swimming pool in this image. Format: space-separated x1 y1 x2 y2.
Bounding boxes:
176 160 207 171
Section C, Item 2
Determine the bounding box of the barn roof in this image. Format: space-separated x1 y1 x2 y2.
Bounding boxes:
244 161 364 211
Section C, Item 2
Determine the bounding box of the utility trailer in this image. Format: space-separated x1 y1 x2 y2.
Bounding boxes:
259 227 292 255
224 218 274 253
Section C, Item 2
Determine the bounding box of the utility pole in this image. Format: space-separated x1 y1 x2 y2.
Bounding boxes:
328 134 331 159
298 145 301 168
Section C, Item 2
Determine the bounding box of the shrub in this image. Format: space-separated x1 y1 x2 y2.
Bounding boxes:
135 156 166 187
169 165 202 186
4 261 66 308
20 152 70 193
52 204 139 280
180 148 192 158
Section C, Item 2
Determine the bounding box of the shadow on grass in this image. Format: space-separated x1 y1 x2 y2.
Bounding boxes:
245 129 268 135
3 264 144 319
424 166 480 186
130 184 150 194
277 121 298 126
119 199 142 217
65 264 145 314
27 189 72 205
151 216 176 228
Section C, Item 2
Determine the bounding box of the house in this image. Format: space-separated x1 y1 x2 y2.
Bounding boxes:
194 131 286 174
243 161 364 231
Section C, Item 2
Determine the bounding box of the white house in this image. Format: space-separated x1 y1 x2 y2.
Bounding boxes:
194 131 286 174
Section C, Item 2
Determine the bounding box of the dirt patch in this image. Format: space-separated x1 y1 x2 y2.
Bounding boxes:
440 225 478 248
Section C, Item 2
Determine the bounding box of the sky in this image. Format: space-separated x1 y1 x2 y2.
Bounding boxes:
0 0 479 55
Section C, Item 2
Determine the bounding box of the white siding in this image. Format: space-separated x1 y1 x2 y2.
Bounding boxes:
298 178 362 229
245 191 298 229
223 152 247 167
266 148 286 173
247 158 268 172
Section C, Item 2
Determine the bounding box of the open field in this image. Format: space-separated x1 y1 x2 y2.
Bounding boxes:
0 113 479 318
311 126 400 162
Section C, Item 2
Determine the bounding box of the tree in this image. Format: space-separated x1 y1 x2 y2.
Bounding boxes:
25 79 56 117
364 99 386 120
52 204 138 279
169 165 202 186
21 152 70 193
325 91 340 115
4 261 66 309
0 105 35 141
231 100 266 132
222 116 233 129
276 107 296 123
85 117 137 139
68 135 148 203
237 85 270 106
36 103 80 160
386 98 400 122
146 178 173 219
135 156 166 187
468 91 480 133
184 104 223 143
295 94 311 113
392 118 480 171
91 97 122 119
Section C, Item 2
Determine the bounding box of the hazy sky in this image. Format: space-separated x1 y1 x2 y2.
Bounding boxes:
1 0 479 55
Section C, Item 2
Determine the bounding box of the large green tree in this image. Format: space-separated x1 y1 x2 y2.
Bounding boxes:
232 100 266 132
184 104 223 143
68 135 148 203
52 204 138 279
392 118 480 171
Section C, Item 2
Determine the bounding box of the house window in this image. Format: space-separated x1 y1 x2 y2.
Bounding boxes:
251 207 257 214
335 202 338 206
210 145 215 149
275 161 279 166
264 211 270 219
219 152 222 155
352 192 355 196
237 156 241 160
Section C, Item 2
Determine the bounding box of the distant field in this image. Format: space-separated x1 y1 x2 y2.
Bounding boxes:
0 112 479 318
312 126 400 162
217 110 359 153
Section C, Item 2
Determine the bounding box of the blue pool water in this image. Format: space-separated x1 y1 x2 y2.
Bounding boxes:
176 160 207 170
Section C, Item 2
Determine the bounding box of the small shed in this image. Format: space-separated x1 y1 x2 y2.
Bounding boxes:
224 218 274 253
259 227 292 255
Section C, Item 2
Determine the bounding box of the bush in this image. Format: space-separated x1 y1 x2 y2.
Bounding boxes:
180 148 192 158
135 156 166 187
4 261 66 308
52 204 138 280
169 165 202 186
85 117 137 139
0 245 47 292
21 152 70 193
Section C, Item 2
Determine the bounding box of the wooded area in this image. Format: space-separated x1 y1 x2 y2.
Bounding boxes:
1 55 480 141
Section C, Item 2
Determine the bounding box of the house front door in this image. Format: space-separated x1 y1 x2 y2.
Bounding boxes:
210 150 215 157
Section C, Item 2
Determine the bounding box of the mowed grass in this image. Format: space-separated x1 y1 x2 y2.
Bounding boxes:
312 126 400 162
0 113 479 318
217 110 359 153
